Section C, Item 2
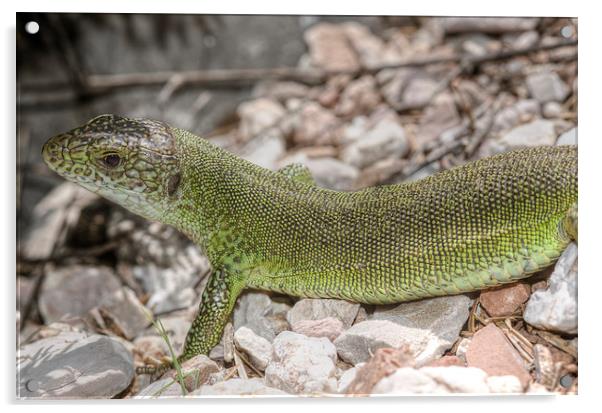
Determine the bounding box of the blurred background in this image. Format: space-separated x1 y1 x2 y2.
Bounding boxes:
16 14 578 398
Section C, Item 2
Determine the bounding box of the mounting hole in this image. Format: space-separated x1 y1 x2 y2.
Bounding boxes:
561 25 574 39
25 21 39 34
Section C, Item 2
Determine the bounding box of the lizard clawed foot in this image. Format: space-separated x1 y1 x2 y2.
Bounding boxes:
135 354 175 376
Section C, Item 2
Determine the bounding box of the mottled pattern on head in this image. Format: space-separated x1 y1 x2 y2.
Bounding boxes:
42 114 182 220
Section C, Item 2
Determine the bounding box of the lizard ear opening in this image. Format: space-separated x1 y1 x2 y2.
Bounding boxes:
167 172 181 198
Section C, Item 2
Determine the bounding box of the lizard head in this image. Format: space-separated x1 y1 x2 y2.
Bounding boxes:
42 114 183 221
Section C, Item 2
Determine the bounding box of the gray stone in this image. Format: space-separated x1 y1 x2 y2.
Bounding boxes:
265 331 338 394
234 326 273 371
526 71 570 103
38 265 122 324
371 295 472 345
492 99 541 134
492 119 557 153
341 112 408 169
233 292 290 342
334 320 446 366
286 298 359 329
133 244 209 314
240 135 286 171
194 378 288 396
21 183 98 261
288 100 341 146
135 378 186 398
557 127 577 146
17 333 134 399
524 243 578 335
308 157 359 191
97 287 150 340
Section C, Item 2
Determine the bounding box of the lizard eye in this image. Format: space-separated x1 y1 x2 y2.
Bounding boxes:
102 153 121 168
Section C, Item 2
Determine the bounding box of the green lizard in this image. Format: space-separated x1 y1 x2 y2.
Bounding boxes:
42 114 577 362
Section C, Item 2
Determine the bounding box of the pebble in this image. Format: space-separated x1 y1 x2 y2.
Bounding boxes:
240 135 286 170
372 366 491 394
526 71 570 103
265 331 338 394
337 364 362 393
341 22 402 69
289 100 341 146
234 326 273 371
486 375 524 393
440 17 539 34
237 98 286 141
18 332 134 398
95 287 150 340
491 119 557 153
479 283 531 317
291 317 345 342
334 319 448 366
194 378 288 396
306 157 360 191
524 243 578 335
542 101 563 118
466 323 530 388
335 75 382 117
492 99 541 134
303 23 360 72
233 292 291 342
38 265 122 324
341 112 408 169
286 298 359 329
21 183 98 261
556 127 577 146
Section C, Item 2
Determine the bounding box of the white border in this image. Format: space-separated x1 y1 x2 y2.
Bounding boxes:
4 1 600 412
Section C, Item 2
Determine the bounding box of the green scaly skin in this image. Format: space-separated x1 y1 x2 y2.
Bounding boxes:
42 115 578 362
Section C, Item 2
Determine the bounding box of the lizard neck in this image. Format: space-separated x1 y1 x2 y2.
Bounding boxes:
165 128 296 264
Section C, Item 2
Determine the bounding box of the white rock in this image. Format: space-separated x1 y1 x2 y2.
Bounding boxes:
17 333 134 398
526 71 570 103
304 23 360 72
420 366 490 393
341 114 408 169
334 320 445 366
337 363 363 393
492 99 541 134
194 378 288 396
240 135 286 170
306 157 360 190
493 119 557 153
524 243 578 334
265 331 338 394
373 366 494 395
237 98 286 140
486 375 524 393
371 295 472 348
372 367 448 394
135 377 185 398
542 101 563 118
234 326 273 371
557 127 577 146
286 298 360 329
341 22 402 69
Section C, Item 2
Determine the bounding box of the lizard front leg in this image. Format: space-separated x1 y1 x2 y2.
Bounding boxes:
179 268 246 361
